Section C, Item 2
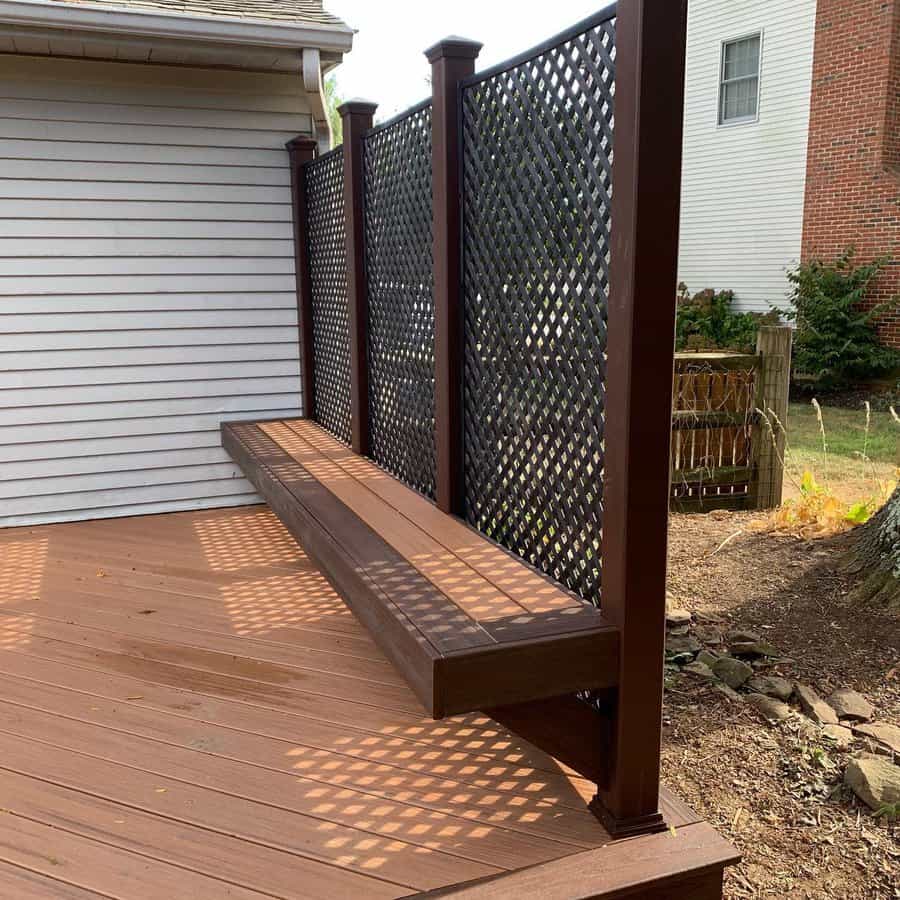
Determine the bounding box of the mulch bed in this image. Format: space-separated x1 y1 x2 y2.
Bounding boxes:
663 511 900 899
790 383 900 411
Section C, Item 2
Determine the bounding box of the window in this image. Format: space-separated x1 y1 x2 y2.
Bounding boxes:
719 34 761 125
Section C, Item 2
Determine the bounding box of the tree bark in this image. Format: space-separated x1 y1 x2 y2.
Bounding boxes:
846 485 900 609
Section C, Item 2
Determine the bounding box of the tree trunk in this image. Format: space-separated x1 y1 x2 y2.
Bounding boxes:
846 485 900 609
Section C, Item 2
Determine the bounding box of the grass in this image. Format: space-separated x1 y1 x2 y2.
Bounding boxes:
782 401 898 504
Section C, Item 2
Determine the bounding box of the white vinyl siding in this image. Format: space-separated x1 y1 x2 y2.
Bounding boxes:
679 0 817 315
0 55 310 527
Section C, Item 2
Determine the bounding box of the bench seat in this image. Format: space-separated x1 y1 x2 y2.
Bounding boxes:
223 419 619 718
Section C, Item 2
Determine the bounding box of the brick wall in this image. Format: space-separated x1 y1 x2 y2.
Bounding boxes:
801 0 900 347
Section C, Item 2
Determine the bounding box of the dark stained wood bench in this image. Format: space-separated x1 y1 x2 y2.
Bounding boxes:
223 418 619 719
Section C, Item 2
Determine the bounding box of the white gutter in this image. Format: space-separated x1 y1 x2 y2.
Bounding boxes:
0 0 354 52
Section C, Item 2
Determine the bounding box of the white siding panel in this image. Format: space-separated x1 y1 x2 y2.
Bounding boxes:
0 139 286 166
0 238 295 257
0 343 296 369
2 292 296 312
2 327 295 351
0 407 302 445
0 181 292 204
0 160 292 185
0 221 293 239
5 200 291 221
678 0 817 313
0 55 308 527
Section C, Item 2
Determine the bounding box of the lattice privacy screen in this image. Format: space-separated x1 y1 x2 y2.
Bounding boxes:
461 15 616 604
363 104 437 497
304 147 352 446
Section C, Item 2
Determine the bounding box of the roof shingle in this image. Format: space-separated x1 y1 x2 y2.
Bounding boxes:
47 0 348 28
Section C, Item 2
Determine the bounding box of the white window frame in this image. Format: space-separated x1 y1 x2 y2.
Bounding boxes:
717 30 763 127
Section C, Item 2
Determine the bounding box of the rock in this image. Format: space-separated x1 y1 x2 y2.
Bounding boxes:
822 724 855 750
730 640 780 658
713 682 743 703
668 653 696 666
726 628 760 645
794 683 839 726
844 756 900 811
697 649 720 668
665 635 701 656
712 656 753 689
746 675 794 702
693 624 724 645
667 625 691 637
747 693 792 723
666 608 692 627
827 689 874 723
694 610 725 624
853 722 900 755
682 661 715 680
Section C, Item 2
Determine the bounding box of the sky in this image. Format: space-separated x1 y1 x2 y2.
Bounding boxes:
324 0 604 121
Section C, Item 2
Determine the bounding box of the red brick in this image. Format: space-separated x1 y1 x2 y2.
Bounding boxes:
802 0 900 348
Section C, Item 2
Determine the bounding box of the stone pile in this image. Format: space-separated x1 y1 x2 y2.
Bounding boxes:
664 599 900 815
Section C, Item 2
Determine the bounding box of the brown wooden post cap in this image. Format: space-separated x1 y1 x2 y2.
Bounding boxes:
424 37 483 63
285 135 318 157
337 99 379 119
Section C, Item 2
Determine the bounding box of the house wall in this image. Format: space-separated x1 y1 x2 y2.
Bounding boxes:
801 0 900 348
0 55 307 527
678 0 818 315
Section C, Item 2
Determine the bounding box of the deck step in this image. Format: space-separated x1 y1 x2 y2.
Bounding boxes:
222 419 619 718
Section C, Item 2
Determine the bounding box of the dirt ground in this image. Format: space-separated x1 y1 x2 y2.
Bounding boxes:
663 510 900 899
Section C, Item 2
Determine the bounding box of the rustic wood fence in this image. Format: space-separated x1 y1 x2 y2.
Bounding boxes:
670 325 792 512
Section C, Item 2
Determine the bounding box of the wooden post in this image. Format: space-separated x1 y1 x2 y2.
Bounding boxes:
285 135 318 418
426 37 482 515
753 325 792 509
338 99 377 456
593 0 689 838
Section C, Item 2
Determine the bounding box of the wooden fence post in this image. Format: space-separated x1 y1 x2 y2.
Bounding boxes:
286 135 318 418
754 325 793 509
339 99 377 456
427 37 482 515
594 0 689 837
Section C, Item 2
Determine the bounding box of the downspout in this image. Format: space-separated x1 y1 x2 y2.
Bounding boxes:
303 47 332 153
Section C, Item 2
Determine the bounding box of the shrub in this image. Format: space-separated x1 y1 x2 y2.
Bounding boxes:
784 251 899 389
675 284 778 353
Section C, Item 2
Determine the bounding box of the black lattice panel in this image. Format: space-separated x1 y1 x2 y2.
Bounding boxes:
304 147 352 446
363 104 436 497
461 16 616 605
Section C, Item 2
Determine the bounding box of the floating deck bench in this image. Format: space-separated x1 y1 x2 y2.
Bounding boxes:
223 418 619 719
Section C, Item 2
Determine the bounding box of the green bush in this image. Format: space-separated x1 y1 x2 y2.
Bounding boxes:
785 251 899 389
675 283 778 353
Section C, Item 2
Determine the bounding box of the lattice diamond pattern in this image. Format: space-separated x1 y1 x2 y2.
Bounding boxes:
304 147 352 446
363 105 436 497
461 17 616 605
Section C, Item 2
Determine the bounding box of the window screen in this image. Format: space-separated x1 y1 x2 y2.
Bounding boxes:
719 34 761 124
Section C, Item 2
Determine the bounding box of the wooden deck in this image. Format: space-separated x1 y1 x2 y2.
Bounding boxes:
0 506 736 898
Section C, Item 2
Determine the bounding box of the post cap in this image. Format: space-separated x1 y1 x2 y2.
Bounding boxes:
425 36 483 63
337 98 379 118
285 134 318 154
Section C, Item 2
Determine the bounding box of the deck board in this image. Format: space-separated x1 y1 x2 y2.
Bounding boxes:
0 506 733 898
